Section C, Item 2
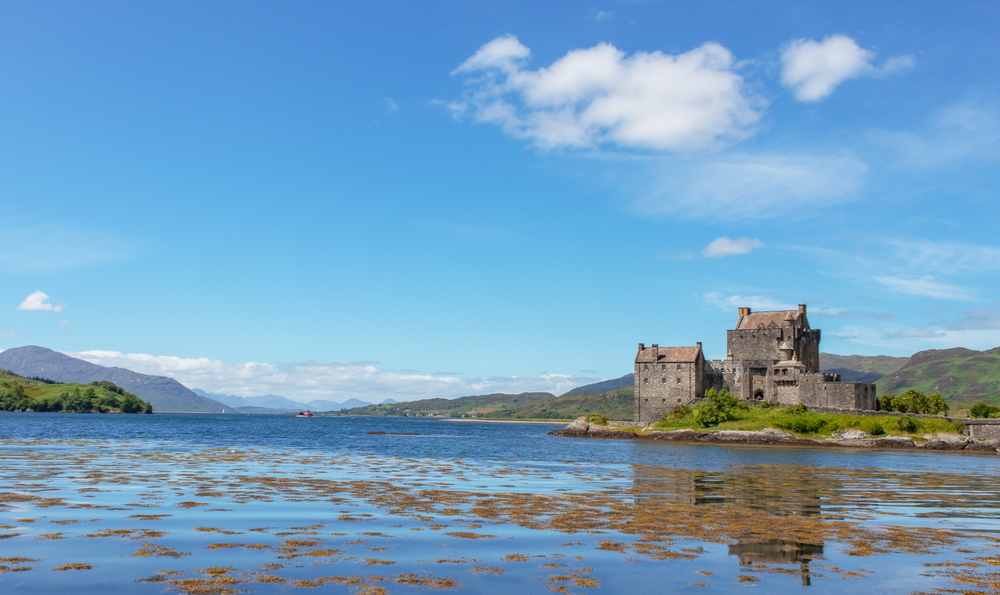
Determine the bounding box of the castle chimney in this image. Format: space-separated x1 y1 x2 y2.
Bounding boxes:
653 344 659 360
696 342 702 351
737 307 750 328
638 343 645 354
798 303 806 315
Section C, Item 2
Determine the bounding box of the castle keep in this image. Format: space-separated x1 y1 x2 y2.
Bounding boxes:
634 304 877 424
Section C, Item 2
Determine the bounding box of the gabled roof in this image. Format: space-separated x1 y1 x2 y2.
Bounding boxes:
736 310 809 331
635 346 701 364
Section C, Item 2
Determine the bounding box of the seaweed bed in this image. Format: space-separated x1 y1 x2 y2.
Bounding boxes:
0 438 998 593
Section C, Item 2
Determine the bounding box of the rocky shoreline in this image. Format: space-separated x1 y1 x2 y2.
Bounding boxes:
548 417 1000 453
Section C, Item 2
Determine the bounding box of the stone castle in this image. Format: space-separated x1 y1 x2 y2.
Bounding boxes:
634 303 877 424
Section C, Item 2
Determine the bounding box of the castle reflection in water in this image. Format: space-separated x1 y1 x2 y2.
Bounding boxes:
629 465 825 586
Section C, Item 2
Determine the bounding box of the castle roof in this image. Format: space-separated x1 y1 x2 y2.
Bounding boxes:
635 346 701 363
736 310 808 331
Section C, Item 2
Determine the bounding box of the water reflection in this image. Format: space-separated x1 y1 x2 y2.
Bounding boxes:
729 539 823 585
630 466 822 517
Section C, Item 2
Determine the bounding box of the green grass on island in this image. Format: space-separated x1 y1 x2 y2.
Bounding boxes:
639 403 964 439
582 389 965 439
0 368 153 414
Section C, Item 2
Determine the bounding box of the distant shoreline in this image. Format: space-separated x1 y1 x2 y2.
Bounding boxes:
440 418 569 425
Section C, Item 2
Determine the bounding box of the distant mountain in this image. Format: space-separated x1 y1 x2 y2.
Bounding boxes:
305 399 343 411
233 406 299 414
820 353 909 383
193 389 308 410
876 347 1000 404
382 398 397 404
339 398 371 409
562 374 633 396
0 346 224 412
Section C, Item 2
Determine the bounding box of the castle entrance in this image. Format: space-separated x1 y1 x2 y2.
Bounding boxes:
753 390 764 401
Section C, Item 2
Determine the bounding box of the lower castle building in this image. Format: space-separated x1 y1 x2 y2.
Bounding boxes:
634 303 877 424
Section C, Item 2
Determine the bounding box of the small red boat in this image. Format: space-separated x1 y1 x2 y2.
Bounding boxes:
296 410 314 418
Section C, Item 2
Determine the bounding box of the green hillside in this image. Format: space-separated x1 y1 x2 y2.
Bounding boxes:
0 368 153 413
877 347 1000 405
483 386 634 420
821 353 908 382
334 387 635 421
335 392 555 417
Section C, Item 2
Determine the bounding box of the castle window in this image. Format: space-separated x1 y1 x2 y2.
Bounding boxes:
661 378 666 384
676 378 681 384
643 378 648 384
662 399 666 403
644 364 648 371
676 364 682 370
661 364 666 371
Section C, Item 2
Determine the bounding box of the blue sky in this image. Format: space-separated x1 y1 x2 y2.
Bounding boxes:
2 1 998 402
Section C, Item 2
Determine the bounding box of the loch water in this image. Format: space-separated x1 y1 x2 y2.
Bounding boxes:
1 412 998 594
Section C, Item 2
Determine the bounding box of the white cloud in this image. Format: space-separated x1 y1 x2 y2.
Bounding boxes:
780 34 912 101
0 329 15 336
450 34 761 151
781 35 873 101
873 275 976 301
702 236 764 258
17 290 63 312
68 350 595 403
594 10 613 22
702 292 796 312
384 97 399 113
633 152 867 220
58 319 69 326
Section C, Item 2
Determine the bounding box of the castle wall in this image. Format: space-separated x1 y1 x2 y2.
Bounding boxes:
727 329 783 362
634 355 702 424
797 375 877 410
796 330 821 373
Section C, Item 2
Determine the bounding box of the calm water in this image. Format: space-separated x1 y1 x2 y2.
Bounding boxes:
1 412 998 594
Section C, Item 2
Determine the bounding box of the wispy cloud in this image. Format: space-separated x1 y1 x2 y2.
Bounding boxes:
885 239 1000 273
0 222 143 272
879 104 1000 168
384 97 399 113
947 308 1000 331
449 34 761 151
631 152 867 220
702 236 764 258
0 329 16 336
780 34 913 101
17 290 63 312
834 324 1000 352
873 275 976 301
701 292 795 312
68 350 596 403
880 327 945 340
